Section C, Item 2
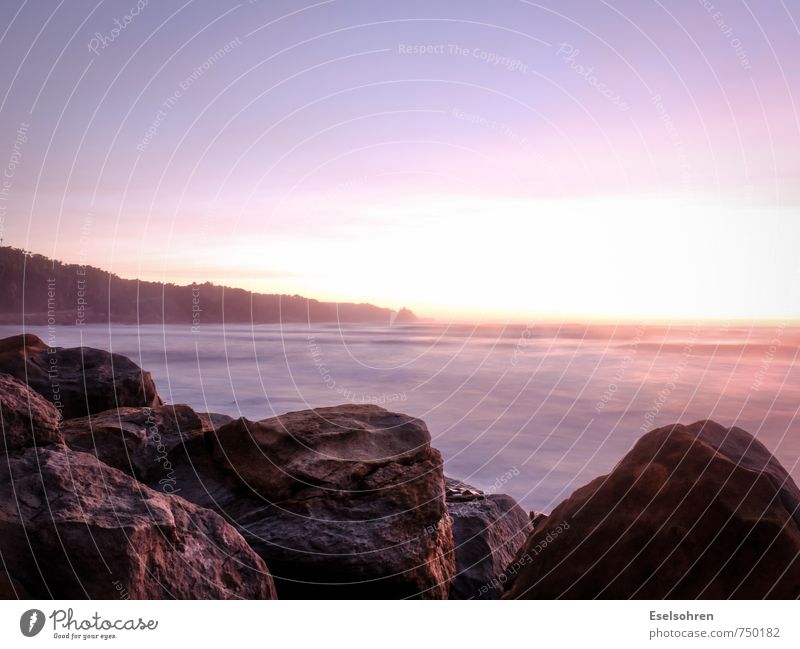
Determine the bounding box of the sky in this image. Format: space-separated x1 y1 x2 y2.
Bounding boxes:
0 0 798 321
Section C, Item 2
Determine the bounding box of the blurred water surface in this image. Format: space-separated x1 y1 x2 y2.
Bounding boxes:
5 322 798 512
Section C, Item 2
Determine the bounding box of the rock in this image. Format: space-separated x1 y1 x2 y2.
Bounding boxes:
174 404 456 598
199 411 234 430
504 421 800 599
61 404 215 484
0 570 29 598
445 477 487 502
0 445 277 599
444 477 532 600
0 373 63 451
155 429 244 508
0 334 161 419
530 511 548 528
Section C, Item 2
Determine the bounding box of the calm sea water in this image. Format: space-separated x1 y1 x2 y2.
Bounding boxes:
4 322 799 512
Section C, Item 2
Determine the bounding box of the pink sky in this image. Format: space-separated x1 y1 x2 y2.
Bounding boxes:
1 0 798 320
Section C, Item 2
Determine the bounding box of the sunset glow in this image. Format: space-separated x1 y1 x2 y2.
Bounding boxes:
184 192 800 321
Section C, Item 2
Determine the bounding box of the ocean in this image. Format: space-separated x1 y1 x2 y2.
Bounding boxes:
4 322 798 512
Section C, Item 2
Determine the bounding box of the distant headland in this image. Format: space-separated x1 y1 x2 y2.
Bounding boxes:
0 246 417 326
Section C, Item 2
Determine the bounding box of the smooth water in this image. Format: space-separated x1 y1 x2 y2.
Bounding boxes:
4 322 799 512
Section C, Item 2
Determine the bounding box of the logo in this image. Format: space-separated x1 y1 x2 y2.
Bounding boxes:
20 609 45 637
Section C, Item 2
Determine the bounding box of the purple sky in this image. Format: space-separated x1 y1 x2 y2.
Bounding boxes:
1 0 798 320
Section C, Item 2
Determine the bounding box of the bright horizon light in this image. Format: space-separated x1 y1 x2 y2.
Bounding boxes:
206 192 800 321
27 190 794 323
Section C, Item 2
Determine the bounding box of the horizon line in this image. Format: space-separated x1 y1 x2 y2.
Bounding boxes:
4 243 799 327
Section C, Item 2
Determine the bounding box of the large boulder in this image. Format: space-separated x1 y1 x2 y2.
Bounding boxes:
504 421 800 599
0 445 277 599
170 404 456 598
445 477 533 599
0 570 29 598
0 333 161 419
0 373 63 451
60 404 224 486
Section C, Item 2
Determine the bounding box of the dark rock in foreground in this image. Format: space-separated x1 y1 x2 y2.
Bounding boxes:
0 445 276 599
0 373 275 599
504 420 800 599
445 477 532 599
0 373 63 451
0 333 161 419
0 571 28 598
174 404 456 598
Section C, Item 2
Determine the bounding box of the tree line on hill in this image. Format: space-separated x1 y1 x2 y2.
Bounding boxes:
0 246 416 326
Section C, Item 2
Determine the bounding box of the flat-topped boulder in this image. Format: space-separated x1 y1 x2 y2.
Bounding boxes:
0 373 63 451
61 404 224 484
445 477 533 599
0 445 276 599
0 333 161 419
173 404 456 598
504 421 800 599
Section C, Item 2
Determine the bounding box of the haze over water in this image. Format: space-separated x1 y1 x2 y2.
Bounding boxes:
7 322 798 512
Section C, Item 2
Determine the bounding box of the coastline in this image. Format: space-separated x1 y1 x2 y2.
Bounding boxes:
2 332 799 599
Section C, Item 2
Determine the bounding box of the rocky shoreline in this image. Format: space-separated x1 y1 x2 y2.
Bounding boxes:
1 333 799 599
